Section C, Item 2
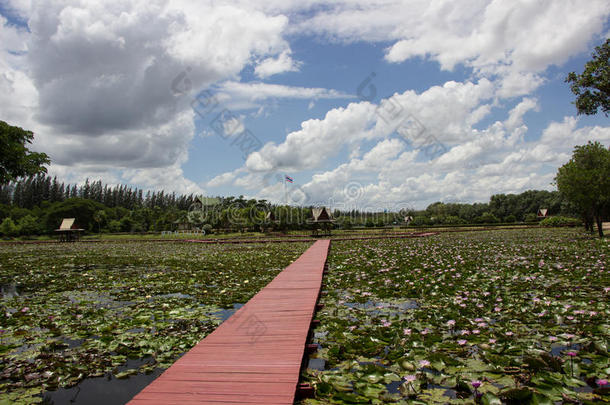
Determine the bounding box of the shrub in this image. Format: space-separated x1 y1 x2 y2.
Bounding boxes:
443 215 466 225
524 213 538 223
539 216 581 227
475 212 500 224
504 214 517 223
107 220 121 233
411 216 432 226
0 217 18 237
18 215 41 235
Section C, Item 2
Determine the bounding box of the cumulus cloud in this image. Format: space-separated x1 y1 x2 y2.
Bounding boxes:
293 0 610 97
2 0 610 202
1 0 299 194
243 79 494 174
218 81 350 101
255 50 301 78
217 85 609 208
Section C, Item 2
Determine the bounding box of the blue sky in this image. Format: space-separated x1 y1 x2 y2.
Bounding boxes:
1 1 609 209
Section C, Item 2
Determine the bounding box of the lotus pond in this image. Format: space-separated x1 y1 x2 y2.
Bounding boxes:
302 229 609 404
0 240 309 404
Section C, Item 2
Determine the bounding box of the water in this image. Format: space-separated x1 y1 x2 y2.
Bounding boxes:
41 359 162 405
210 303 244 322
41 370 163 404
150 293 193 300
307 358 326 370
343 300 418 310
550 343 581 356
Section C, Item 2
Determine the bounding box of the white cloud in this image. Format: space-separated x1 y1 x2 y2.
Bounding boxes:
245 100 378 171
255 50 301 78
242 78 495 174
218 81 350 101
3 0 610 203
1 0 296 194
225 88 609 208
505 97 539 131
291 0 610 97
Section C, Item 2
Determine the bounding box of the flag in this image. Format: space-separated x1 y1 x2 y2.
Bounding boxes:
285 175 294 183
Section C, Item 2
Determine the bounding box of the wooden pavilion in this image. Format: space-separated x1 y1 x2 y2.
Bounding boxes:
55 218 84 242
308 207 334 236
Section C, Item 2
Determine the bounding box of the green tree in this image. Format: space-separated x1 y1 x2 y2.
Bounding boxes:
566 39 610 116
43 198 105 232
18 214 40 235
0 121 51 184
475 212 500 224
524 213 538 223
0 217 18 237
555 141 610 237
93 210 106 234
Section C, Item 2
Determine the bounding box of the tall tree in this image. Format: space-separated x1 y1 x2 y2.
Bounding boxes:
0 121 50 184
555 141 610 237
566 39 610 116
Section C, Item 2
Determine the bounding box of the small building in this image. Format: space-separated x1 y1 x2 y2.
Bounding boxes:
537 208 548 218
308 207 334 236
404 215 414 225
265 211 278 223
261 210 279 233
174 220 197 231
55 218 84 242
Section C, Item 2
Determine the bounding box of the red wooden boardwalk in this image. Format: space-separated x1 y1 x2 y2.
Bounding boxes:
127 239 331 405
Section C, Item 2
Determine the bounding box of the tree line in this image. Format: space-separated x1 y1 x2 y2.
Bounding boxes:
0 173 583 237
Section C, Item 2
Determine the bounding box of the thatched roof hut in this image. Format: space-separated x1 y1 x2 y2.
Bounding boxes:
311 207 334 223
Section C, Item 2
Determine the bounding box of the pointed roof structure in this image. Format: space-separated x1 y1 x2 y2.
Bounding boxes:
537 208 548 218
265 211 278 222
58 218 76 230
55 218 84 242
311 207 334 223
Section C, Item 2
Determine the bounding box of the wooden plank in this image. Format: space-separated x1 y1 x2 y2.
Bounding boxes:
127 239 330 405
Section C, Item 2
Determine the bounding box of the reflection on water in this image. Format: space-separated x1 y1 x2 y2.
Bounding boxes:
210 303 244 322
42 358 162 405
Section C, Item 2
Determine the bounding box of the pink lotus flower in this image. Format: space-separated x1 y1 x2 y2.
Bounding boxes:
404 375 417 382
403 328 412 336
566 351 577 357
471 380 482 389
597 379 608 387
20 307 29 313
447 320 456 327
505 331 513 336
419 360 430 367
458 339 467 346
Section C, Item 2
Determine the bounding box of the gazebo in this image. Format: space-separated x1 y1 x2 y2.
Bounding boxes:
404 215 414 225
537 208 548 218
55 218 84 242
308 207 334 236
261 211 279 233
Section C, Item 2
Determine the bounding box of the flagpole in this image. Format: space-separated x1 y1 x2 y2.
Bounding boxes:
284 174 287 206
